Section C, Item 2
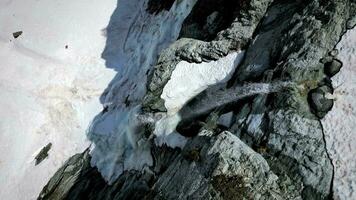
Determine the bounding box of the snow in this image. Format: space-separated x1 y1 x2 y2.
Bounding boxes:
321 27 356 200
161 52 245 115
153 113 187 148
0 0 117 199
88 0 198 183
153 52 245 147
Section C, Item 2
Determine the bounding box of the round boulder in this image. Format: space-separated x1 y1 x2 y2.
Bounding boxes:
308 85 334 118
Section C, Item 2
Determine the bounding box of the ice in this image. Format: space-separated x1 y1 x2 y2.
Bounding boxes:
88 0 198 182
153 113 187 148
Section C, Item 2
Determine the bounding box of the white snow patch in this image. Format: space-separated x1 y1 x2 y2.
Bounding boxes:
88 0 198 182
153 113 187 148
161 51 245 115
0 0 117 199
321 27 356 200
153 52 245 147
89 106 153 183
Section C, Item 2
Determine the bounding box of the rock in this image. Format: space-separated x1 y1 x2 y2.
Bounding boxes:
12 31 22 39
151 131 295 199
38 132 301 199
38 150 91 200
146 0 175 15
35 143 52 165
143 0 274 111
324 59 342 77
329 49 339 57
347 16 356 29
217 112 233 128
320 56 334 64
308 85 334 118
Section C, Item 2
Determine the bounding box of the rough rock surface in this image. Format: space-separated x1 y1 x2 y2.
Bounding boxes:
39 132 301 200
38 0 356 199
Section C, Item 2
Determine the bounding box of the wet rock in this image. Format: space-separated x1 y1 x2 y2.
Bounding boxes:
324 59 342 77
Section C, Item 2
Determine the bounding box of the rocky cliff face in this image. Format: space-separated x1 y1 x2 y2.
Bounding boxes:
38 0 356 199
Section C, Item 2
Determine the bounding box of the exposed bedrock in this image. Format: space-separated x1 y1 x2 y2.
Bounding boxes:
39 0 356 199
39 132 302 200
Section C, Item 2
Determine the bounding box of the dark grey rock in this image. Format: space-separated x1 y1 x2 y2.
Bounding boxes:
38 132 301 200
308 85 334 118
147 0 175 15
324 59 342 77
35 143 52 165
12 31 22 39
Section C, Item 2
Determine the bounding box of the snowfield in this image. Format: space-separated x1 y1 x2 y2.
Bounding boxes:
0 0 116 199
322 27 356 200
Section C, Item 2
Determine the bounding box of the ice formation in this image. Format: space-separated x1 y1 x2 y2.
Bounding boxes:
88 0 198 183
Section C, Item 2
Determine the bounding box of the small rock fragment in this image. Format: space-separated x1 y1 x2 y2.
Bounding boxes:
12 31 23 39
35 143 52 165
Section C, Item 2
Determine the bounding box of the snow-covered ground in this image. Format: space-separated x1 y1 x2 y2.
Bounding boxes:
0 0 117 199
322 27 356 200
